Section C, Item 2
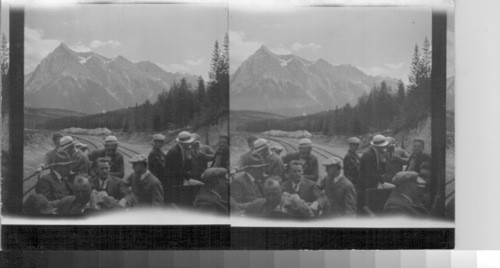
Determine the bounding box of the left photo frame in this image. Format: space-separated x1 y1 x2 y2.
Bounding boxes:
1 3 231 249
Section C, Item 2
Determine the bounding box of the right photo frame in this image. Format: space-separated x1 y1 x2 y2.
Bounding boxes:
228 5 454 232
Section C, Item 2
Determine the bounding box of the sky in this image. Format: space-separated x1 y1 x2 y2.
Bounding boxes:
230 7 433 84
22 4 228 79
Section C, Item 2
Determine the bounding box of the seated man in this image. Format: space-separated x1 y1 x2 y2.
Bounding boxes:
35 153 76 201
56 175 120 215
237 135 258 168
252 138 284 179
36 133 63 173
193 167 230 215
383 171 429 217
282 138 319 182
91 157 134 207
88 135 125 179
318 157 357 217
58 136 91 176
405 138 431 173
282 160 326 213
211 135 229 169
244 178 314 218
125 154 164 207
230 154 269 206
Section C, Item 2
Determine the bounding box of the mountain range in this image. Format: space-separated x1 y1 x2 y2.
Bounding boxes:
24 43 198 114
230 45 400 116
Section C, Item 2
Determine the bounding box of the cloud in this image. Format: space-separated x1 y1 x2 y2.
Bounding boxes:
158 57 204 73
385 62 405 69
291 42 322 52
185 58 205 66
229 30 261 71
269 44 292 55
90 40 122 49
358 66 391 77
70 41 91 52
24 27 60 73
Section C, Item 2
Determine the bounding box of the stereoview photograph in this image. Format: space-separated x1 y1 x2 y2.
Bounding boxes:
1 3 230 224
229 6 454 227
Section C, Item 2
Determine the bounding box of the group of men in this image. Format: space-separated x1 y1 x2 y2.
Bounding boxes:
231 134 432 219
24 131 231 216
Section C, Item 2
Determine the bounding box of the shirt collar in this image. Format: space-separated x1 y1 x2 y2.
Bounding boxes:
53 170 63 181
140 170 150 181
246 172 256 183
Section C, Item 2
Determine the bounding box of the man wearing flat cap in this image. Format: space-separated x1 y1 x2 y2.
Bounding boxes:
193 168 230 215
343 137 361 186
88 135 124 179
358 134 391 212
252 138 284 179
35 153 76 201
383 171 429 217
36 132 63 173
318 157 357 217
237 135 258 168
126 154 164 207
282 138 319 182
230 154 269 206
148 133 167 184
58 135 91 176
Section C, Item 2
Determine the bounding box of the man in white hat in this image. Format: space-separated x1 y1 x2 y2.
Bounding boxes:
343 137 361 186
358 134 391 212
148 134 167 184
58 136 91 176
126 154 164 207
164 131 202 203
282 138 319 182
318 157 357 217
88 135 124 179
252 138 284 179
383 171 429 217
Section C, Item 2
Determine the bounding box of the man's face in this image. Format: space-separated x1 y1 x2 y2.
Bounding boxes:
132 162 146 175
153 140 165 150
375 146 387 155
289 164 303 183
348 143 359 152
264 184 282 207
96 162 110 180
105 143 118 155
75 186 92 205
299 146 312 157
413 141 424 155
218 138 229 151
180 142 193 151
325 165 340 178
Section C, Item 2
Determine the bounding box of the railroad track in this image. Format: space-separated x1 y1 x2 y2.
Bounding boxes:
72 134 141 158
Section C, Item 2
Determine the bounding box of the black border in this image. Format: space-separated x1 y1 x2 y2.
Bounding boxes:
1 7 453 249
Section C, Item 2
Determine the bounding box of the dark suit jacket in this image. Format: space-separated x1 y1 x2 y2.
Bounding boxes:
193 187 228 215
127 171 164 207
359 147 386 190
383 192 429 217
282 178 324 204
343 150 361 185
148 147 167 182
282 152 319 181
89 149 125 179
230 172 263 204
165 144 191 188
320 175 357 216
35 171 73 201
92 175 131 201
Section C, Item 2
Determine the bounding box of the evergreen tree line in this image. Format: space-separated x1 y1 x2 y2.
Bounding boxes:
40 34 229 132
240 37 432 136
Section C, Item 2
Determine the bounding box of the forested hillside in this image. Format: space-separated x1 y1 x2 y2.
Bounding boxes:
240 37 432 136
38 34 229 133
